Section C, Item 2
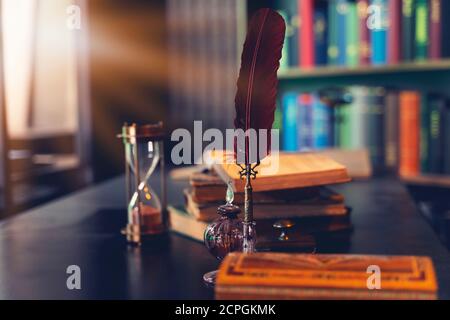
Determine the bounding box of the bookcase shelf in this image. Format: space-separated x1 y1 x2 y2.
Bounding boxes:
278 59 450 81
401 174 450 188
277 59 450 92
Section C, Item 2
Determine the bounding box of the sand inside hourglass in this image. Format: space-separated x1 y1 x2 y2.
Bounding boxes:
132 203 164 234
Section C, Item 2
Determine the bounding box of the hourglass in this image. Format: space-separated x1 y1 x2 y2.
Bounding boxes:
119 122 168 244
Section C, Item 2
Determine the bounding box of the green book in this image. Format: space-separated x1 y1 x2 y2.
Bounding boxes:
415 0 428 60
327 0 339 65
277 10 290 70
345 2 359 67
338 104 352 149
420 93 430 173
428 95 445 173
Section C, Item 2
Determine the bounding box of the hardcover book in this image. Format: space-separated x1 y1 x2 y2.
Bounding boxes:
384 91 400 171
216 252 438 300
314 0 329 66
414 0 428 60
399 91 420 176
168 206 352 245
428 95 445 173
298 94 314 151
420 93 430 173
357 0 371 65
327 0 340 65
429 0 441 59
278 0 299 67
370 0 388 65
366 87 386 171
336 0 349 65
210 152 351 193
402 0 416 61
346 1 359 67
299 0 315 68
388 0 402 64
282 92 299 151
445 101 450 174
312 94 332 149
190 170 325 204
184 188 347 222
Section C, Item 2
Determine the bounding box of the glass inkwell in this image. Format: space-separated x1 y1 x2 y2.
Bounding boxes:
118 122 168 245
203 183 244 285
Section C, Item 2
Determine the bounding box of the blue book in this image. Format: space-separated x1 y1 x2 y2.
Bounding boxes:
314 1 328 66
336 0 349 66
370 0 388 65
298 94 314 151
282 93 299 151
312 94 331 149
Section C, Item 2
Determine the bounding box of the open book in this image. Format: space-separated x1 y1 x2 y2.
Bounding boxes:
209 151 351 192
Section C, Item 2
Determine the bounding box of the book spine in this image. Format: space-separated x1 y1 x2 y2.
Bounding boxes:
414 0 429 60
298 94 314 151
300 0 315 68
384 91 400 172
283 0 300 67
366 88 386 170
357 0 371 65
420 93 430 173
337 0 349 66
388 0 402 64
402 0 416 61
349 87 368 149
282 93 299 151
445 101 450 174
338 104 352 148
429 0 441 59
314 1 329 66
328 0 340 65
442 0 450 58
370 0 388 65
312 94 331 149
428 95 445 173
346 2 360 66
277 10 290 70
399 91 420 176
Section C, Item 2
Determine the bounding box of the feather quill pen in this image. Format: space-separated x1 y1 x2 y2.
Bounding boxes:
233 9 285 252
234 8 286 164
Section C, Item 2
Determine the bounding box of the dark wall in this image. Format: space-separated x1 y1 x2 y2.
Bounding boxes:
88 0 168 182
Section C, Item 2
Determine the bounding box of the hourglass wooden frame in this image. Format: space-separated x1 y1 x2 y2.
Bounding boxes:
118 122 167 245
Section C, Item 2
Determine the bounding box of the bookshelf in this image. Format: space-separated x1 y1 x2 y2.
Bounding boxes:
401 174 450 188
278 59 450 80
277 60 450 92
242 0 450 188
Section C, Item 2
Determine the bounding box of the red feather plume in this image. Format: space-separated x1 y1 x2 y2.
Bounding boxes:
234 8 286 165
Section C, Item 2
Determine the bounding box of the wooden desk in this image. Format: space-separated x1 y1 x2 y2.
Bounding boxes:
0 175 449 299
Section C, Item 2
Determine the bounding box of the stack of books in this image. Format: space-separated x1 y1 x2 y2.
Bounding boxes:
169 153 353 248
277 0 450 69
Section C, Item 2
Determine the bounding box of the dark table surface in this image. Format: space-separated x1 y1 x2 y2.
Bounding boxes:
0 175 449 299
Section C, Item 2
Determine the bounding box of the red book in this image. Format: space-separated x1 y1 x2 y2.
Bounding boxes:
429 0 442 59
388 0 402 64
399 91 420 177
357 0 371 65
299 0 315 68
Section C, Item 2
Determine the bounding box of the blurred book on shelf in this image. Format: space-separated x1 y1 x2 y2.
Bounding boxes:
215 252 438 300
